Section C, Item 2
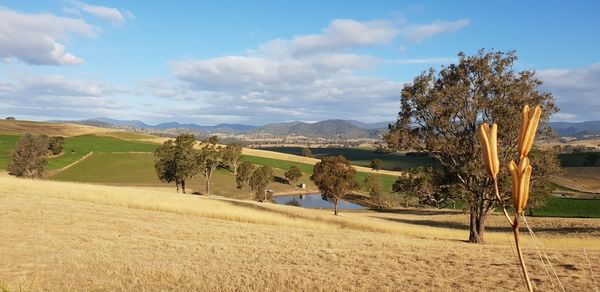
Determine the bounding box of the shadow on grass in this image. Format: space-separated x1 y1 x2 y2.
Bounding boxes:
373 216 599 235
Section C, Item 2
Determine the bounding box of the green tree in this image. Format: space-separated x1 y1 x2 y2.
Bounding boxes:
250 165 273 202
197 135 225 196
223 143 243 174
47 136 64 155
369 159 383 172
153 134 199 193
310 155 359 215
284 165 303 185
385 50 559 243
584 152 600 166
392 167 456 208
236 162 255 197
364 174 387 209
8 134 49 178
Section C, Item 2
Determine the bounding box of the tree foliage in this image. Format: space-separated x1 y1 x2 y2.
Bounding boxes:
301 147 312 157
284 165 303 185
385 50 559 243
153 134 198 193
223 143 243 174
47 136 64 155
310 155 359 215
364 174 387 209
197 136 225 196
236 162 255 196
8 134 49 178
250 165 273 202
369 159 383 171
392 167 456 208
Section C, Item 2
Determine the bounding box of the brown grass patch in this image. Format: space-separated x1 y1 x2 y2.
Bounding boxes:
0 120 111 136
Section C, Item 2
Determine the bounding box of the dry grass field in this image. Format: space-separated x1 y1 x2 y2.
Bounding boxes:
553 167 600 194
1 176 598 291
0 120 113 137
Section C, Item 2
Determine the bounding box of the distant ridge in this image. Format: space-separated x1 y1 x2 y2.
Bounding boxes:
549 121 600 137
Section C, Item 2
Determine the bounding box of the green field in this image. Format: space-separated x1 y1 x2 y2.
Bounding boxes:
241 154 398 191
0 135 20 169
558 151 600 167
0 134 159 170
258 147 434 171
532 197 600 218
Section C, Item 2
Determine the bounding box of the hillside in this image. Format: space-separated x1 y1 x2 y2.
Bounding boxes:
254 119 385 138
1 176 598 291
550 121 600 137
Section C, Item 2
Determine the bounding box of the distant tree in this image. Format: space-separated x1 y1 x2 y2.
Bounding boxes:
584 152 600 166
364 174 387 209
250 165 273 202
6 116 15 120
385 50 558 243
310 155 359 215
392 167 456 208
236 162 255 197
223 143 243 174
369 159 383 172
197 135 225 196
153 134 199 193
301 147 312 157
47 136 64 155
8 134 49 178
284 166 303 185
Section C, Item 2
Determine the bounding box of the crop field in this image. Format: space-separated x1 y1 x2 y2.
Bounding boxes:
0 176 598 291
552 167 600 194
558 151 600 167
259 146 434 170
0 119 111 136
532 197 600 218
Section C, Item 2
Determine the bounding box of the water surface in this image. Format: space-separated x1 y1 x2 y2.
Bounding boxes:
272 194 365 209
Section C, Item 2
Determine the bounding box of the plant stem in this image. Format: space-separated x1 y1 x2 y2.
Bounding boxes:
493 178 514 226
513 213 533 292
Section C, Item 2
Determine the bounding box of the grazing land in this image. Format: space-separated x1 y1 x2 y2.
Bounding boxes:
558 151 600 167
532 197 600 218
259 146 434 170
0 176 598 291
0 120 112 136
552 167 600 194
0 135 19 169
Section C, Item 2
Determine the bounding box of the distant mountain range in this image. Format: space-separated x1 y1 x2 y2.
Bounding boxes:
549 121 600 137
56 117 600 139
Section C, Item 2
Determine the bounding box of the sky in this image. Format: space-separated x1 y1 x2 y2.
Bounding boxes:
0 0 599 125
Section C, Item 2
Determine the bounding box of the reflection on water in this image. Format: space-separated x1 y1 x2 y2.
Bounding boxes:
272 194 365 209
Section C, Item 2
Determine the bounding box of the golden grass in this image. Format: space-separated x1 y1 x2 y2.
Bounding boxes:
0 120 112 137
1 176 598 291
553 167 600 193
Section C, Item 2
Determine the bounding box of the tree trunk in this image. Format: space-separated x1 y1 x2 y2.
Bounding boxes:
176 181 180 193
468 199 492 243
181 180 186 194
334 198 339 215
205 174 211 196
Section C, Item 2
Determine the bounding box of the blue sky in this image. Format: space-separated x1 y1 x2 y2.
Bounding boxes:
0 1 599 124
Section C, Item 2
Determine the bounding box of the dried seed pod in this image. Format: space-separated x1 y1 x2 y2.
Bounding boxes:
478 123 500 179
508 158 532 213
518 105 542 159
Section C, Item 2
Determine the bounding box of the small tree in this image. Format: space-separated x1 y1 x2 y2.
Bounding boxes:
284 165 303 185
369 159 383 172
250 165 273 202
197 136 225 196
364 174 386 209
8 134 49 178
153 134 199 193
47 136 64 155
236 162 255 197
301 147 312 157
6 117 15 120
310 155 359 215
223 143 243 174
392 167 456 209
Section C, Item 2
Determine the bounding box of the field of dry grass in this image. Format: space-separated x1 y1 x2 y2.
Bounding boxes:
1 175 598 291
553 167 600 194
0 120 113 137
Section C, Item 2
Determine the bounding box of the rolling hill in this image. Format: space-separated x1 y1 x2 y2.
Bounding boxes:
253 119 386 138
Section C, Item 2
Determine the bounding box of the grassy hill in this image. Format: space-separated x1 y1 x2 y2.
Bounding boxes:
0 176 598 291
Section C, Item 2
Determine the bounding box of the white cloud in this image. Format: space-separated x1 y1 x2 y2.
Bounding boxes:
390 57 456 64
0 7 99 65
400 19 470 43
537 63 600 121
70 0 132 27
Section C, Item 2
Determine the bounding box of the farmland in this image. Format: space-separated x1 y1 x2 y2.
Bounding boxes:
1 175 598 291
259 146 434 170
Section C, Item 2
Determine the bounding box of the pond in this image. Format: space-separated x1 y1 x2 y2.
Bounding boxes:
272 194 366 210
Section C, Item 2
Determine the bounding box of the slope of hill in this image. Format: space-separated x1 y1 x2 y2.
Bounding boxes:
550 121 600 137
254 119 386 138
0 119 113 136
